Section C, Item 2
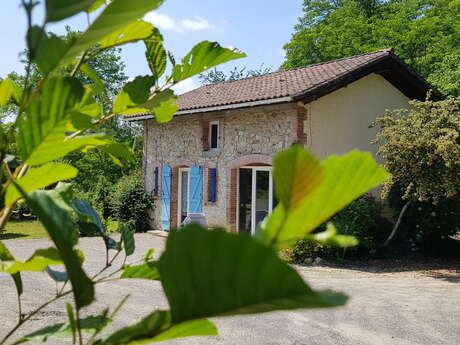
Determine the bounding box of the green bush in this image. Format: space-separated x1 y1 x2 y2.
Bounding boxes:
291 195 389 261
388 184 460 253
109 171 154 232
290 239 331 262
74 175 114 220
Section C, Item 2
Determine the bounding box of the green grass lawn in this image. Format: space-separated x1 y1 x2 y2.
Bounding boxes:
0 220 48 240
0 219 121 240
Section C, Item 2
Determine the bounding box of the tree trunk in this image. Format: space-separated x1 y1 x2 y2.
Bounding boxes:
384 200 412 247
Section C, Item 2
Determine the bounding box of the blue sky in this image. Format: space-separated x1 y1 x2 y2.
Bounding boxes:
0 1 302 93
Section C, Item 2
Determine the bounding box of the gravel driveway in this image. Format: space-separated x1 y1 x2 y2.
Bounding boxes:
0 234 459 345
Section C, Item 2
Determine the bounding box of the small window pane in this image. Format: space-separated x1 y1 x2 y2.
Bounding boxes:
210 123 218 149
153 167 159 196
208 168 217 202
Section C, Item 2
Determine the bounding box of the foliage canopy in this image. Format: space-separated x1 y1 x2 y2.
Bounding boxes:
283 0 460 97
373 97 460 203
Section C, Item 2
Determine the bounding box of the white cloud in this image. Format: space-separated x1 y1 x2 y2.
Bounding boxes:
144 12 177 32
172 78 199 94
181 16 217 32
144 12 217 33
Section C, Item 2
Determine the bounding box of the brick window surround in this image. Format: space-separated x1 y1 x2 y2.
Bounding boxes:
201 120 210 150
226 154 272 231
201 119 223 151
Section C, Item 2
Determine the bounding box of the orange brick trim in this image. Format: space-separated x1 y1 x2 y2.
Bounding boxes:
201 120 210 150
227 168 238 231
229 154 273 169
168 160 195 229
296 105 308 143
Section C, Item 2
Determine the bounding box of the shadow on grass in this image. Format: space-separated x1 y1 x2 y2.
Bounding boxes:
0 232 28 240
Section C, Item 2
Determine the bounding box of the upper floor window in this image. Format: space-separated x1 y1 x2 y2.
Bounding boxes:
209 121 219 150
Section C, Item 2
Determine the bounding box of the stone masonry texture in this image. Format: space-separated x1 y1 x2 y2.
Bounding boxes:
144 102 303 230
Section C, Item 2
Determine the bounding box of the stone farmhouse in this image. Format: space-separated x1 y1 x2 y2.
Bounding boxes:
126 49 438 232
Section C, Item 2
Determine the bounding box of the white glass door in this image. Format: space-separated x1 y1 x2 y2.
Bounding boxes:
178 168 190 225
238 167 273 234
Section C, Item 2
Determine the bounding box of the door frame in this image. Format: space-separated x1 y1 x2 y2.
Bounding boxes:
177 167 191 226
237 166 273 234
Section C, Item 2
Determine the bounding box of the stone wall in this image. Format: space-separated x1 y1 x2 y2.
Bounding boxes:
144 102 300 229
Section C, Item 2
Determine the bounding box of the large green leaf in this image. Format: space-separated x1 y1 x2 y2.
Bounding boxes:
5 163 78 206
26 133 130 167
27 27 70 75
149 318 217 343
45 0 95 22
96 141 133 166
73 198 104 233
20 189 94 309
61 0 165 68
99 20 156 49
0 247 62 274
113 76 156 114
121 262 159 280
115 87 178 122
95 310 168 345
80 64 106 95
65 303 77 345
120 224 135 256
172 41 246 83
95 310 216 345
87 0 106 13
146 90 178 123
159 225 347 324
44 182 77 215
20 314 112 343
304 223 358 248
0 78 21 106
259 146 390 248
73 198 118 250
32 0 164 76
145 34 166 79
0 241 23 297
72 85 102 119
272 144 323 211
46 267 68 282
16 77 85 164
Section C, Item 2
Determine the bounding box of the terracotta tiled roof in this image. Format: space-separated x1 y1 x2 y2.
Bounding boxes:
125 49 440 120
176 49 394 112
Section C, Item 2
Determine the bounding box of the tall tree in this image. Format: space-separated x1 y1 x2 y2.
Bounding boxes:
2 28 141 211
5 27 129 116
282 0 460 97
199 64 271 85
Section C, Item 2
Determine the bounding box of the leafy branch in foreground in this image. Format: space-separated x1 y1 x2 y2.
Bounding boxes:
0 0 389 344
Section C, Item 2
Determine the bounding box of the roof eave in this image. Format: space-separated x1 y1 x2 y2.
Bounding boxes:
292 53 443 103
124 96 294 121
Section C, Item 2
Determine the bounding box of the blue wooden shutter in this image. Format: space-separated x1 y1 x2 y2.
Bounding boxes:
161 165 172 230
208 168 217 202
189 166 203 213
153 167 159 196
